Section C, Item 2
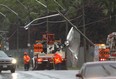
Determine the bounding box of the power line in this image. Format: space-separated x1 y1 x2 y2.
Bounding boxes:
64 1 88 16
20 15 82 28
78 14 116 28
8 14 115 41
7 30 17 40
27 14 115 26
20 14 116 29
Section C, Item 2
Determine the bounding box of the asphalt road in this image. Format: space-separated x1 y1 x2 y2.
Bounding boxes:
0 70 78 79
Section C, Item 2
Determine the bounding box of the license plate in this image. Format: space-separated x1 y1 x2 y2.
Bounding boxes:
3 65 7 68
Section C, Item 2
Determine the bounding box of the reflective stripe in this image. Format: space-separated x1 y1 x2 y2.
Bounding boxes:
54 55 62 64
55 58 61 64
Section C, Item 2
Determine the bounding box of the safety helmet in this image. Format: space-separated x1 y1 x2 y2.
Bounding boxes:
55 52 59 55
24 52 28 55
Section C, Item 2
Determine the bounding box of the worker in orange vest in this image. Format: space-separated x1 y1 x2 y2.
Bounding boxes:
23 52 30 71
54 52 62 70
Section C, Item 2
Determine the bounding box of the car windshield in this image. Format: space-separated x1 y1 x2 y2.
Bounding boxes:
0 51 8 57
84 63 116 78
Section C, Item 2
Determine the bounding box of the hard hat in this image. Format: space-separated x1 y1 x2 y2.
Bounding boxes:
24 52 28 55
55 52 60 56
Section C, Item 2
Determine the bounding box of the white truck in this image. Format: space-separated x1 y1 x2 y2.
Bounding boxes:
32 33 66 70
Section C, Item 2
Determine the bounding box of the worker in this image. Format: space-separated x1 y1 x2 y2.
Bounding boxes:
23 52 30 71
54 52 62 70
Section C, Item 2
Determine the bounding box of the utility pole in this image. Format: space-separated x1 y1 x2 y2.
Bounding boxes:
45 0 49 53
82 0 87 62
17 0 32 55
27 6 31 56
65 21 68 38
45 0 49 33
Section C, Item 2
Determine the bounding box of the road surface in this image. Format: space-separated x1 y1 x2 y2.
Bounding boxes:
0 70 78 79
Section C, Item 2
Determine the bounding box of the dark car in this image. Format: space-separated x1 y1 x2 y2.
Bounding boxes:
0 50 17 73
76 61 116 79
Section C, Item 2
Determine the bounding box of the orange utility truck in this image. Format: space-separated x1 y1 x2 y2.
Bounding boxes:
32 33 66 70
95 44 110 61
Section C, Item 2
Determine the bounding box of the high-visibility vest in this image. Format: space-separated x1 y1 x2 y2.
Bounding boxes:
54 53 62 64
23 55 30 64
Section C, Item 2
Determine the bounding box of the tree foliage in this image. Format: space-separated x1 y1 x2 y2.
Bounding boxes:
0 0 115 49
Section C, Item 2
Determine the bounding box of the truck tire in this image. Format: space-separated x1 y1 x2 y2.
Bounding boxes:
61 60 67 70
37 64 44 70
47 63 54 70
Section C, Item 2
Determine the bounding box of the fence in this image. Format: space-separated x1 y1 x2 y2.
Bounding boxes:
66 46 94 68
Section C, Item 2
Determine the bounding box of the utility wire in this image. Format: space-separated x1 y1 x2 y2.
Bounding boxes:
27 14 115 27
10 14 115 40
7 30 17 40
64 0 88 16
78 14 116 28
23 15 82 26
16 0 28 9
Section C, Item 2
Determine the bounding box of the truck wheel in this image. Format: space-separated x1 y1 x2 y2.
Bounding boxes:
11 69 15 73
61 60 67 70
37 64 45 70
37 65 42 70
47 63 53 70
